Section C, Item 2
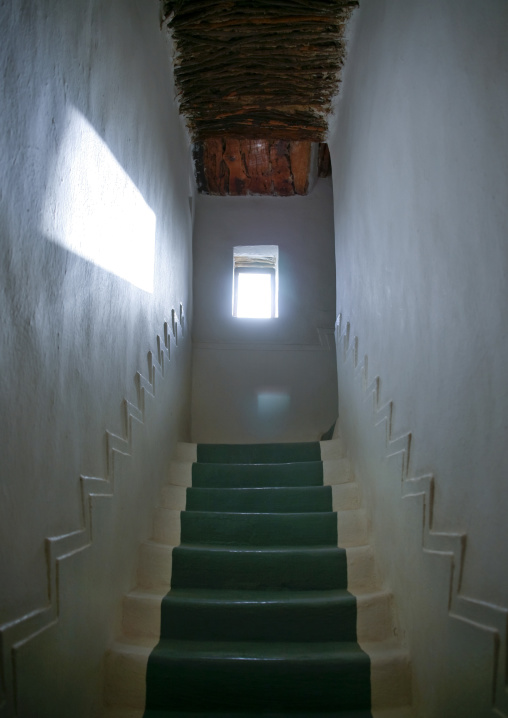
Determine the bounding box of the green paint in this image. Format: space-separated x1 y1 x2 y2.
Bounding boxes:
145 442 371 716
196 442 322 464
171 545 348 591
192 461 324 488
160 589 358 642
144 712 373 717
181 511 338 546
186 486 333 513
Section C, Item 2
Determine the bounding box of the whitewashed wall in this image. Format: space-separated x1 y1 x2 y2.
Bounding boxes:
0 1 193 715
329 1 508 715
191 179 338 443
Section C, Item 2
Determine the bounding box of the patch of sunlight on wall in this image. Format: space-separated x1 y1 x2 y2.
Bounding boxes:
257 390 291 416
41 107 156 292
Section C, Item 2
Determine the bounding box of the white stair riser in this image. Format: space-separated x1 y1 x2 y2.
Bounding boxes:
160 483 187 509
337 509 368 547
346 546 379 592
122 593 163 639
103 709 144 718
332 483 361 510
137 542 173 590
153 508 181 544
370 649 413 709
175 442 197 462
319 438 345 461
356 592 396 643
104 644 151 709
168 461 193 487
323 457 352 484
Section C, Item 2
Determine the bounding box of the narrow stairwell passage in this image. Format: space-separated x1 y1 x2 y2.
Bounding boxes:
104 438 413 718
144 442 372 717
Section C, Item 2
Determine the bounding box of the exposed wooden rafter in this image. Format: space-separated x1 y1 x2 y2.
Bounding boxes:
194 138 317 196
162 1 356 195
162 0 358 142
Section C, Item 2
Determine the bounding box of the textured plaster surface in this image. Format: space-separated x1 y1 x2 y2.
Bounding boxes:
329 0 508 715
192 179 338 442
0 0 192 715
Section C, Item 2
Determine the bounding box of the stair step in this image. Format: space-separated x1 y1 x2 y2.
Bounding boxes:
105 638 410 711
110 440 412 717
186 486 332 512
371 709 415 718
150 506 368 548
121 587 395 644
104 639 154 709
331 482 361 510
122 589 164 639
142 711 374 718
152 508 180 545
168 460 193 487
175 442 197 462
346 546 379 593
323 456 353 485
337 509 369 547
159 484 187 509
356 591 396 643
363 642 413 709
197 442 322 464
137 541 173 590
181 510 338 546
191 461 324 488
103 709 143 718
320 439 345 461
145 640 371 712
171 545 348 590
160 588 357 642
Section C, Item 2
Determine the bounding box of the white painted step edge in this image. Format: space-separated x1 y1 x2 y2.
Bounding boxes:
361 641 413 710
175 442 197 462
337 508 369 547
346 545 380 593
320 438 345 460
168 460 193 486
323 457 353 484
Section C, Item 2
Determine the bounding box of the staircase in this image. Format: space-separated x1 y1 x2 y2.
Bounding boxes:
104 438 413 717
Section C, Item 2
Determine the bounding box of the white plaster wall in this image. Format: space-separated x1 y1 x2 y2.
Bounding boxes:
329 1 508 715
191 179 338 443
0 1 192 715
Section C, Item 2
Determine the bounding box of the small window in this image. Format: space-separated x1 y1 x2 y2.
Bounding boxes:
232 245 278 319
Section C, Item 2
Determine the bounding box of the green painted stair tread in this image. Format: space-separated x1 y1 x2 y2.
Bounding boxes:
160 588 357 642
171 545 348 590
181 511 338 546
196 442 322 465
143 442 374 718
143 712 373 717
192 461 324 488
145 640 370 712
144 711 373 717
186 486 332 513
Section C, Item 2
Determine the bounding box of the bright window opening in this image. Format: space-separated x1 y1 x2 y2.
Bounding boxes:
232 245 278 319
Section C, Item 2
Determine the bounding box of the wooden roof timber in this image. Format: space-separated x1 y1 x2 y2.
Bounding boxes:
163 0 358 143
